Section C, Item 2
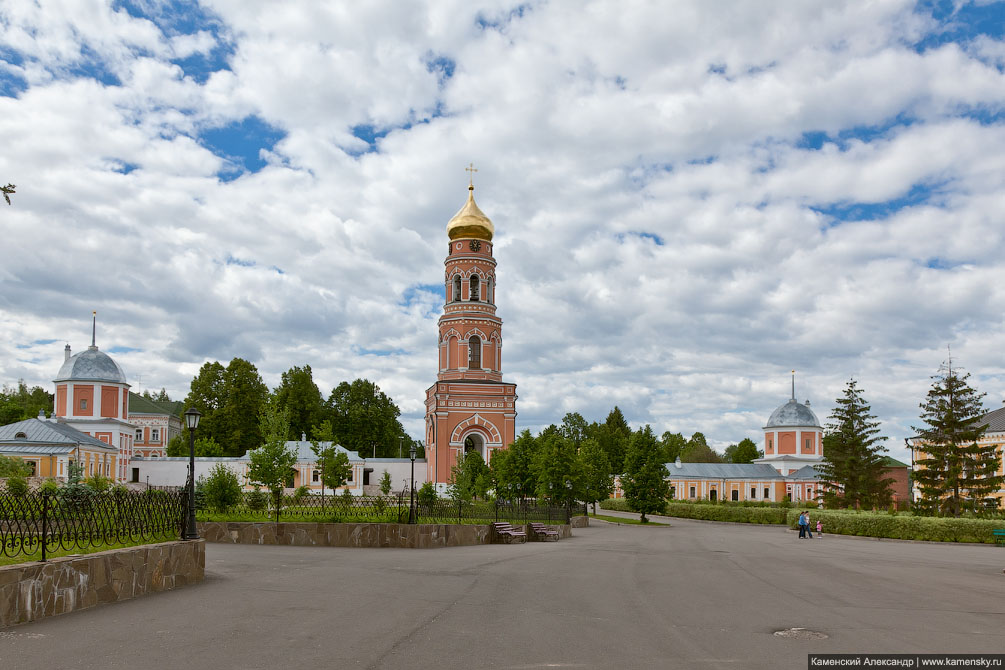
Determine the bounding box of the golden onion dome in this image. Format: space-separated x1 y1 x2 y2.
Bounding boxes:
446 185 494 241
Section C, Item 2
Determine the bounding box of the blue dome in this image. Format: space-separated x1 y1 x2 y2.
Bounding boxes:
765 399 820 428
54 346 128 384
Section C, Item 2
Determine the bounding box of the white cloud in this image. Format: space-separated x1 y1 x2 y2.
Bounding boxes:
1 1 1004 469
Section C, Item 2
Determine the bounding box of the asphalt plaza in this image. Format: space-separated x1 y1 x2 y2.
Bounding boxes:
3 513 1003 670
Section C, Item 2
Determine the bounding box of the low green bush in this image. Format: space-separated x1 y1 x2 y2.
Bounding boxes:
6 475 29 496
788 509 1005 543
663 502 788 524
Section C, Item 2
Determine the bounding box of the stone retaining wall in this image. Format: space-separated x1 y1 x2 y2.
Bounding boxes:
198 522 572 548
0 540 205 628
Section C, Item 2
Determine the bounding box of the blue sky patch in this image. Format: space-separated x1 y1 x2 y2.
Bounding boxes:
350 124 392 155
425 54 456 87
225 255 255 267
354 346 408 357
400 284 442 318
199 116 285 177
912 1 1005 53
617 232 665 246
108 346 142 354
16 339 58 350
812 182 942 223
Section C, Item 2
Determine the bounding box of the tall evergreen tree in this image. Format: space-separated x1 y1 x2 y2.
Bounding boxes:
622 425 669 523
817 380 894 510
589 406 631 474
912 360 1001 517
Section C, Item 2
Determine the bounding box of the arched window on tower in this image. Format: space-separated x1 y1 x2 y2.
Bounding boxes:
469 275 480 301
468 335 481 369
452 275 461 302
485 278 492 303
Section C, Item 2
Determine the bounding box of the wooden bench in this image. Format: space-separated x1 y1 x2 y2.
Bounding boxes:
528 522 560 542
492 522 527 544
993 529 1005 546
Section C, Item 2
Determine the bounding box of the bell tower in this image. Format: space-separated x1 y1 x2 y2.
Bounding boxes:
424 170 518 488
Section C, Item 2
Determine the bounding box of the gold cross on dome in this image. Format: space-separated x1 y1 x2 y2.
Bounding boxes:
465 162 478 186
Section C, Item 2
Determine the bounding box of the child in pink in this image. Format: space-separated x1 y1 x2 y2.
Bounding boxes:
816 520 822 536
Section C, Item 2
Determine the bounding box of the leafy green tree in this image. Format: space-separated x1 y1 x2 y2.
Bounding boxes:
532 433 580 505
816 380 895 510
379 470 392 496
325 379 409 458
154 388 171 401
2 183 14 206
724 438 761 464
622 425 670 523
490 429 540 500
183 359 268 457
578 437 614 514
449 451 492 501
660 431 687 463
560 412 589 450
183 361 225 441
0 380 54 423
247 401 297 517
310 420 352 493
0 454 31 477
680 432 723 463
203 463 243 512
274 365 324 439
167 436 224 457
216 358 270 456
912 361 1001 517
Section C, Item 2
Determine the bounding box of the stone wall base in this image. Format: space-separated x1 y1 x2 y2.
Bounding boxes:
198 522 572 548
0 540 205 628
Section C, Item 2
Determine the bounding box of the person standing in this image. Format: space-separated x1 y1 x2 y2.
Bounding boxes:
816 519 823 537
805 512 813 538
798 511 806 538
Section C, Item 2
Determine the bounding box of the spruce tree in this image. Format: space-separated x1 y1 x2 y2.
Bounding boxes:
817 380 894 509
912 359 1000 517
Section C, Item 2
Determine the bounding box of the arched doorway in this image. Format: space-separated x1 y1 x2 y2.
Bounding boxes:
463 433 485 459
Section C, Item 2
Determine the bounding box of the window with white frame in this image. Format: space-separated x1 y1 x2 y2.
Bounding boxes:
750 487 756 499
135 429 143 442
312 470 320 482
689 486 696 499
152 428 160 442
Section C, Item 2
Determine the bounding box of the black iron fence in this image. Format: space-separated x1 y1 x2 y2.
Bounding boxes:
196 490 586 525
0 488 186 562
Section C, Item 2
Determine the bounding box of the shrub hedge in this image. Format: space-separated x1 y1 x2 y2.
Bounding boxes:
789 509 1005 544
600 498 1005 541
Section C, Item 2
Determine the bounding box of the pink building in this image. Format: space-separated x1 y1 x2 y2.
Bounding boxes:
424 182 518 488
53 318 135 482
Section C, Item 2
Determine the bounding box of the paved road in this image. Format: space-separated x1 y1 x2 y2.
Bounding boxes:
3 518 1003 670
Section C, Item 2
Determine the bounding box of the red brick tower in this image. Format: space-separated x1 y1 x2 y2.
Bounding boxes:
424 175 518 487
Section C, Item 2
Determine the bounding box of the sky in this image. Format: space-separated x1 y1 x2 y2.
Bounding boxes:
1 0 1004 466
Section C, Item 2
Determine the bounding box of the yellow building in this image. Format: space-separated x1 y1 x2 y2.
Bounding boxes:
0 414 118 481
910 404 1005 509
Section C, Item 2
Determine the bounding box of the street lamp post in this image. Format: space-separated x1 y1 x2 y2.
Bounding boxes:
565 479 573 524
408 443 417 524
183 408 202 540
